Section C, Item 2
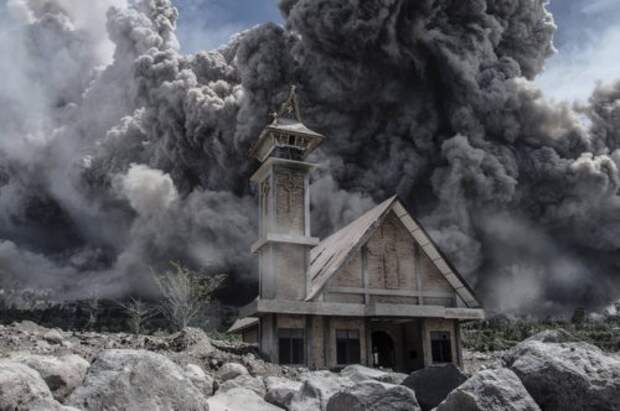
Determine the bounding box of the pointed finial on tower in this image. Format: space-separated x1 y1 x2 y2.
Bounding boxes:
272 85 303 124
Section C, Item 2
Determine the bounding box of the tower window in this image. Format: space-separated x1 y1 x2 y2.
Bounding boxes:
431 331 452 363
278 328 305 365
336 329 361 365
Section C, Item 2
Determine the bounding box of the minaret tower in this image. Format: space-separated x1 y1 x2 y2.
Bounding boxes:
249 87 324 301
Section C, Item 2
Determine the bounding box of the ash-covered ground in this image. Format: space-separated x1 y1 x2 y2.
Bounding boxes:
2 319 620 410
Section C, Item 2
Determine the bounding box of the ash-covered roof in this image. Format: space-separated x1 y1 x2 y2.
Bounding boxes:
306 196 481 308
267 117 323 138
307 196 397 301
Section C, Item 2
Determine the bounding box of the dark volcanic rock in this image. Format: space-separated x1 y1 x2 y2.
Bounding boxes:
401 364 467 411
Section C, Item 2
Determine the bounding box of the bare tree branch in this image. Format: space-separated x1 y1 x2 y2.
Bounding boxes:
152 262 227 331
117 298 157 334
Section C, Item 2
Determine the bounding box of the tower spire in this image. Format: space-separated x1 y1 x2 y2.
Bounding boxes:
248 84 323 302
250 86 324 163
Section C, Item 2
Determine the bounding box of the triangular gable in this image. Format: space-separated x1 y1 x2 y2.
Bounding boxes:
306 196 481 308
307 196 397 300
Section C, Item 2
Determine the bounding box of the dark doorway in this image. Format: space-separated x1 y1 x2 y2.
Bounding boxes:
430 331 452 363
371 331 396 368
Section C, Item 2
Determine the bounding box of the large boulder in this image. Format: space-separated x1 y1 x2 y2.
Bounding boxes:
184 364 215 396
10 353 89 400
218 374 266 397
341 364 407 385
289 371 356 411
505 340 620 411
264 376 302 409
207 387 282 411
0 360 76 411
217 362 249 381
401 364 466 411
435 368 540 411
327 380 420 411
66 349 209 411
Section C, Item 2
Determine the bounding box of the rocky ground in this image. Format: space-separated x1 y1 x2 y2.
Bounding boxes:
1 321 620 410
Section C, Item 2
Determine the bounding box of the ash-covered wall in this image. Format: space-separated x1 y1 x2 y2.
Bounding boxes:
1 0 620 314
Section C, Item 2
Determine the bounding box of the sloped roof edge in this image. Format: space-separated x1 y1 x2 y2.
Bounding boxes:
306 196 482 308
226 317 259 334
306 196 398 301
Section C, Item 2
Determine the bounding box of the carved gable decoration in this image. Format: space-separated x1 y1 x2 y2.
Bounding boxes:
307 196 481 308
366 213 416 290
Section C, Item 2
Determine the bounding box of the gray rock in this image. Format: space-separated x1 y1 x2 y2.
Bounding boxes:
207 387 282 411
506 340 620 411
327 380 420 411
10 353 89 400
217 362 249 381
43 329 65 345
264 376 302 409
401 364 466 411
243 353 271 376
66 349 209 411
184 363 214 396
290 371 356 411
341 364 407 385
12 320 48 333
0 360 74 411
168 327 215 354
219 374 266 397
435 368 540 411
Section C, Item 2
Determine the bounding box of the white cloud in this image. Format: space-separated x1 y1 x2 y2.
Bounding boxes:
115 164 179 216
535 0 620 103
581 0 618 15
173 0 282 52
537 20 620 103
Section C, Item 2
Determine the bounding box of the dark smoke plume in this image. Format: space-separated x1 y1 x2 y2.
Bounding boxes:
1 0 620 314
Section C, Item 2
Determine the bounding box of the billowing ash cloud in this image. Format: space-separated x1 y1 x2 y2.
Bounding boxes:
1 0 620 314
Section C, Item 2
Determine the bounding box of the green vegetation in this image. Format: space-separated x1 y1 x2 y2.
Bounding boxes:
462 316 620 352
207 330 241 343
